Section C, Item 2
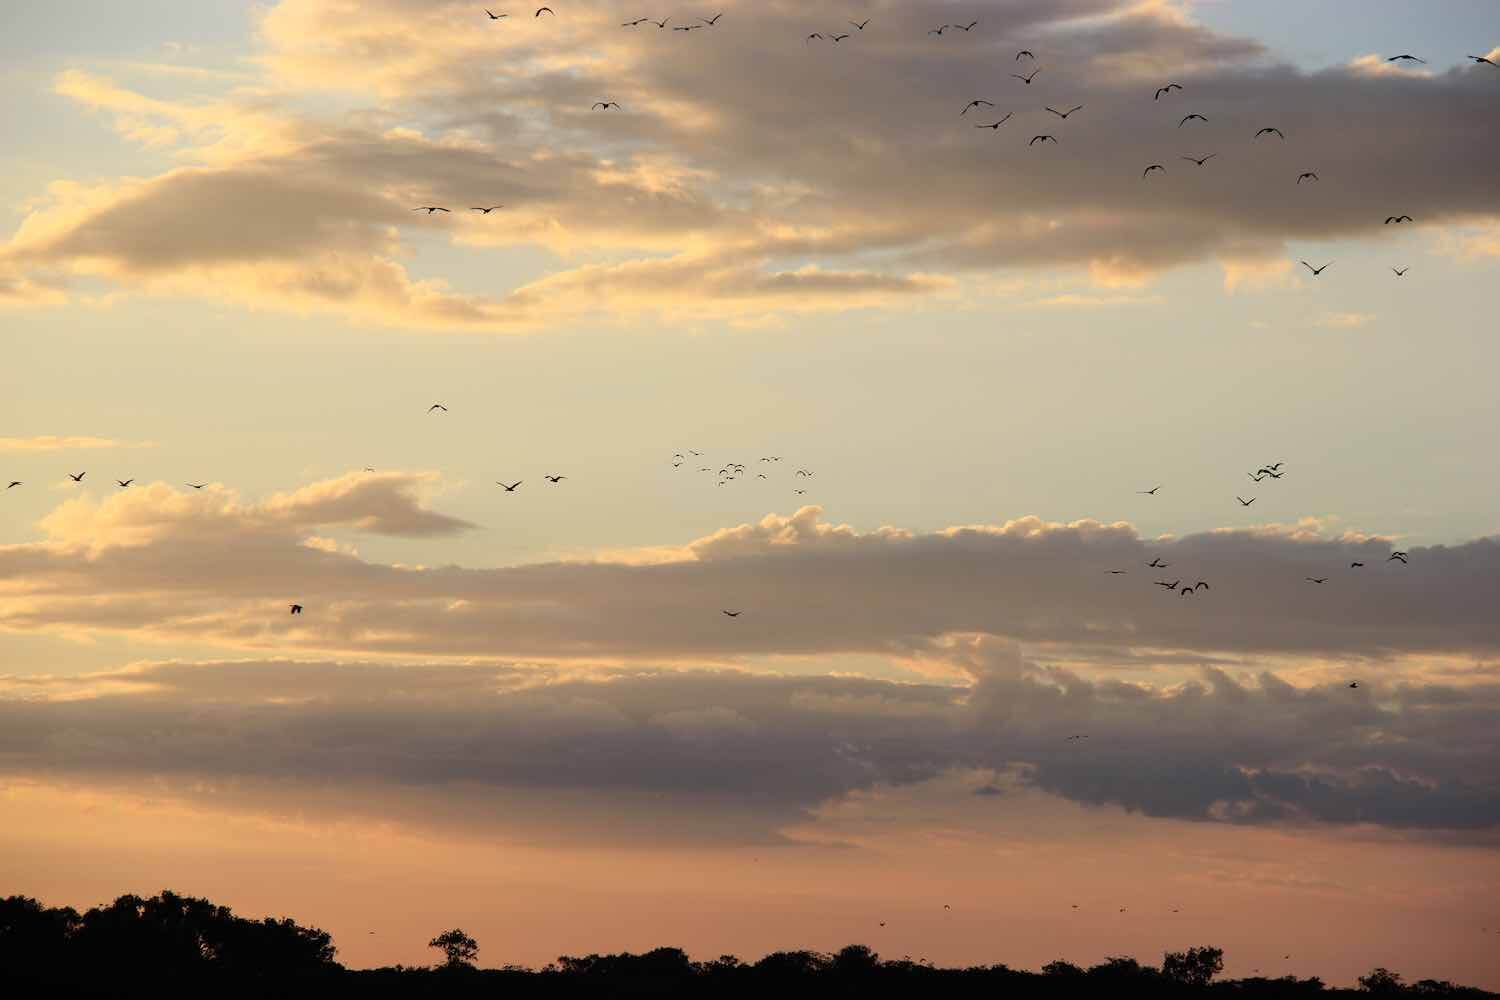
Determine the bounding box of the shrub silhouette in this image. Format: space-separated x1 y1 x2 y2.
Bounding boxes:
428 928 479 968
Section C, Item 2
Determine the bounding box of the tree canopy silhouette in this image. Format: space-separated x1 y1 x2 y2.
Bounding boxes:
429 928 479 969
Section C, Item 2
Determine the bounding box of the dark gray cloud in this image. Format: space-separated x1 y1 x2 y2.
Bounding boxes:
3 646 1498 837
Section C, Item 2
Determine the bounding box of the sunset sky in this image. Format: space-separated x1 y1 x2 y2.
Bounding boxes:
3 0 1499 987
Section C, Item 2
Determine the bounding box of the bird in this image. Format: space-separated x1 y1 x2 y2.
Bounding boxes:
1194 581 1209 591
5 481 19 489
961 99 995 114
1154 83 1182 100
1348 681 1360 689
1300 260 1332 276
592 101 621 110
648 16 669 27
1181 153 1216 166
829 33 849 41
701 13 722 25
795 469 812 477
471 205 504 213
757 474 766 479
290 604 303 614
187 483 207 490
1066 734 1089 741
975 114 1013 130
1387 54 1425 63
497 481 522 491
1148 557 1168 568
535 6 553 15
1249 472 1267 482
1255 127 1285 139
673 24 704 31
1142 164 1165 177
928 26 947 36
68 472 86 482
1392 266 1409 276
954 20 977 31
1466 55 1496 66
1384 215 1413 224
1391 550 1408 558
1180 586 1195 596
485 10 508 19
1155 579 1181 590
1028 134 1057 145
1351 562 1364 568
1306 577 1328 584
544 475 566 483
794 489 806 495
806 32 824 42
1179 113 1207 126
1260 470 1284 479
1237 496 1255 506
413 206 449 213
1388 552 1408 564
116 479 133 488
1045 104 1084 119
721 610 741 617
850 19 870 30
622 17 647 26
1297 172 1319 183
428 403 448 412
1138 486 1160 495
1106 570 1127 575
1265 463 1284 471
1016 49 1035 61
1012 68 1041 84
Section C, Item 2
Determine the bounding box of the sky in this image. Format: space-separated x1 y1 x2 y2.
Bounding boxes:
2 0 1499 987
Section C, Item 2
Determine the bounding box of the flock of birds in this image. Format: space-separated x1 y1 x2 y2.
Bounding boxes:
386 10 1500 290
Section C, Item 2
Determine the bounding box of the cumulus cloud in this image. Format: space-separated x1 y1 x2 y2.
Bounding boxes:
1 0 1496 331
2 648 1497 837
2 481 1498 661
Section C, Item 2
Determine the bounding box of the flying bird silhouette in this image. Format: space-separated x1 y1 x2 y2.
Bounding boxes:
1154 83 1182 100
701 13 722 25
1255 127 1285 139
1300 260 1332 275
829 32 849 41
1045 104 1084 118
1237 496 1255 506
428 403 448 412
116 479 133 487
290 604 303 614
544 475 566 483
1350 561 1364 568
1106 570 1127 574
1467 55 1496 66
1297 172 1319 183
1148 558 1168 568
647 16 668 27
1138 486 1160 495
1392 266 1409 276
1194 581 1209 591
807 32 824 42
1306 577 1328 584
1387 54 1425 63
955 20 977 31
674 24 704 31
5 481 19 489
592 101 621 109
1016 50 1035 61
471 205 504 213
68 472 86 482
1012 68 1041 84
622 17 647 26
1028 134 1057 145
975 114 1014 130
721 610 741 617
497 481 522 491
1179 113 1207 126
1180 586 1195 596
961 99 995 114
1181 153 1216 166
413 206 450 213
1155 579 1181 590
485 10 508 19
850 19 870 30
1388 552 1408 563
1384 215 1413 224
1142 163 1165 177
535 6 553 15
1349 681 1359 689
187 483 207 490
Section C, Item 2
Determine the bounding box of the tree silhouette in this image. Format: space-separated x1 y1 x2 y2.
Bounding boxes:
1359 967 1405 993
1162 946 1224 986
428 928 479 969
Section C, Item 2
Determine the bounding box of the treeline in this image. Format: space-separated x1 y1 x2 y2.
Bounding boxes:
1 891 1493 998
